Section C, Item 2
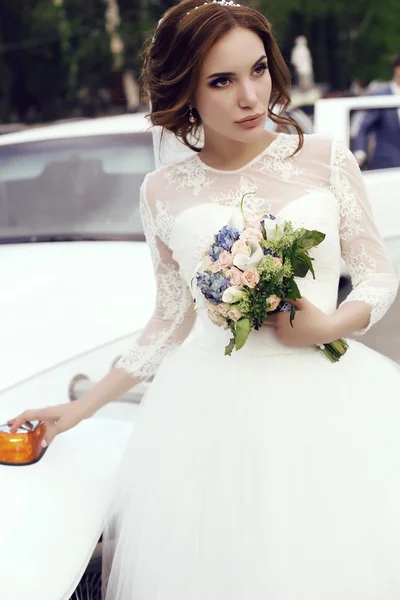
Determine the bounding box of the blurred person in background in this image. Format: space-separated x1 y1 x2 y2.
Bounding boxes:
353 52 400 169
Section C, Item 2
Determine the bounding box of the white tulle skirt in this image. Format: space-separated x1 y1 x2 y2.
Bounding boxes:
102 326 400 600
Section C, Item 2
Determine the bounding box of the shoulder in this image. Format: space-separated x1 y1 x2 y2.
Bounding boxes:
297 133 359 180
297 133 337 164
142 154 199 203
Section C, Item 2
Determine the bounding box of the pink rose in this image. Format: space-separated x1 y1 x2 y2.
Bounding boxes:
209 260 222 273
241 268 260 289
272 257 282 267
218 251 234 269
265 294 281 312
228 306 243 322
231 239 251 257
202 255 213 271
227 266 243 286
241 227 263 243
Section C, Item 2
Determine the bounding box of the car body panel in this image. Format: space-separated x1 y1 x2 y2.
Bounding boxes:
0 241 154 393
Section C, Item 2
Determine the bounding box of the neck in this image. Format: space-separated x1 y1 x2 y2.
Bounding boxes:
199 130 278 170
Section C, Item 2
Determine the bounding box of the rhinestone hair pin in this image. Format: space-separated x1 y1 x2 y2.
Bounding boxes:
152 0 241 43
187 0 241 14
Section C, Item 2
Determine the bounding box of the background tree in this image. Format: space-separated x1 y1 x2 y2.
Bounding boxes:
0 0 399 124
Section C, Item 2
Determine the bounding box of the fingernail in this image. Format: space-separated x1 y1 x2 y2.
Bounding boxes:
41 439 48 448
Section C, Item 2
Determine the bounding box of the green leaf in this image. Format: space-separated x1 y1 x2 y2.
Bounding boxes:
297 250 316 278
286 278 301 300
235 318 251 351
297 230 326 250
291 254 309 278
225 336 236 356
269 267 285 288
289 305 296 327
292 250 316 278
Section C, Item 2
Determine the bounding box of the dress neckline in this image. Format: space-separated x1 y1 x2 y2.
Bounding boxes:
194 132 285 174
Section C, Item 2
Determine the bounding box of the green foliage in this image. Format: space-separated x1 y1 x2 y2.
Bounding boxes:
253 0 400 89
0 0 399 122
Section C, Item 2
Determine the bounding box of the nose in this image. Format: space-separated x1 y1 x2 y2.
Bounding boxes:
237 79 258 109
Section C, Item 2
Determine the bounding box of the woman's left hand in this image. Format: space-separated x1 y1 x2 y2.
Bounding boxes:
263 297 335 347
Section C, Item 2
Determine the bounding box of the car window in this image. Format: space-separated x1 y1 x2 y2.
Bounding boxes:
0 133 155 243
349 107 400 172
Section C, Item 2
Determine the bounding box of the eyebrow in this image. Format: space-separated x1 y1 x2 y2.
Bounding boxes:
206 55 267 80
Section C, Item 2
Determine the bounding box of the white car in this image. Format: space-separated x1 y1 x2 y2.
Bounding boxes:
0 114 157 600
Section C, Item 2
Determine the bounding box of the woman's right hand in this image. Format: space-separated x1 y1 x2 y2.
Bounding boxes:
7 402 86 448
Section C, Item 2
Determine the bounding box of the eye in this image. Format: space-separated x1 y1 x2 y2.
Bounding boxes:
254 63 268 76
210 77 231 89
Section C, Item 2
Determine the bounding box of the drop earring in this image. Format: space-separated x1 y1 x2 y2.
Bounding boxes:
188 106 195 123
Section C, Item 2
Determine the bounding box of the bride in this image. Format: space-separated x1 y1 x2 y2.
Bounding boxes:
8 1 400 598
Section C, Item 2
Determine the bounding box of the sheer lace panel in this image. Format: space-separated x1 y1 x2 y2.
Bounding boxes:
115 175 195 380
116 133 398 376
330 140 399 334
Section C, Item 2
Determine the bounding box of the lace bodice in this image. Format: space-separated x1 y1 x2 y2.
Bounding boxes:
115 133 399 379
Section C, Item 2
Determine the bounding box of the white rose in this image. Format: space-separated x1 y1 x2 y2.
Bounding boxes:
222 286 247 304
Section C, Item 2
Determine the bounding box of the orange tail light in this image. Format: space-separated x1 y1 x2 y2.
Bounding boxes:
0 421 47 466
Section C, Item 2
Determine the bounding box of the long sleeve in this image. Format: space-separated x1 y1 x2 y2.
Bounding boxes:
330 139 399 335
114 174 195 379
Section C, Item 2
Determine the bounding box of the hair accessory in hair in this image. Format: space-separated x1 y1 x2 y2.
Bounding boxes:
187 0 241 14
152 1 241 44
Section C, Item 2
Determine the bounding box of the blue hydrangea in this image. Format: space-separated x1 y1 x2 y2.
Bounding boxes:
208 244 225 261
196 270 230 304
215 225 240 251
207 225 240 261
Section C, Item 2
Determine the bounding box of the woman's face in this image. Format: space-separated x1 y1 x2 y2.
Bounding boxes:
194 27 272 143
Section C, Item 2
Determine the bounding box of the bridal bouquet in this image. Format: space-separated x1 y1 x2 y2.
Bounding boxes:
193 193 348 363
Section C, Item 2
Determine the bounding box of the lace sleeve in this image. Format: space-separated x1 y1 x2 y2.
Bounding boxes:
114 174 195 379
330 139 399 335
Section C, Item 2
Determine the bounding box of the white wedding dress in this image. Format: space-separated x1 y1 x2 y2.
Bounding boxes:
102 133 400 600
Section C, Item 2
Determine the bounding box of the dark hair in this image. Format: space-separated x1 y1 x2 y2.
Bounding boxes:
139 0 303 155
390 52 400 70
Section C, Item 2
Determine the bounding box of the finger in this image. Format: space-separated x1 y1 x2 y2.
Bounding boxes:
41 422 60 448
8 408 50 433
8 411 39 433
